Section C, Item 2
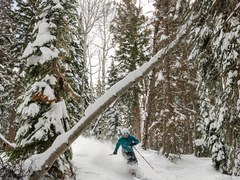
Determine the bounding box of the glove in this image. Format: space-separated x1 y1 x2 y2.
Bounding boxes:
113 151 117 155
130 142 137 146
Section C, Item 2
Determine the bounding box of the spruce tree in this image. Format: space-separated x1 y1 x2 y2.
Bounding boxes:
102 60 124 141
191 0 240 175
142 0 196 158
92 60 122 141
0 0 19 145
10 0 88 178
0 0 12 142
108 0 150 139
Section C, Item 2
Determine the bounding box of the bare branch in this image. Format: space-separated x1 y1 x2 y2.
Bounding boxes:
0 133 16 148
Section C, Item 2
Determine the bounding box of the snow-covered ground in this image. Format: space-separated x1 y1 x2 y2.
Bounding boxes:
72 136 239 180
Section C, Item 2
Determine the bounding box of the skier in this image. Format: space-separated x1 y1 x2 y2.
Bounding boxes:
112 128 139 165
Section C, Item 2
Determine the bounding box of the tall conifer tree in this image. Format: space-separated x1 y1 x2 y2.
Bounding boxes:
107 0 150 139
0 0 19 145
191 0 240 175
10 0 89 178
142 0 196 158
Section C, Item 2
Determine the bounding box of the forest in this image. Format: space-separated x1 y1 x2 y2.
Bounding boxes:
0 0 239 179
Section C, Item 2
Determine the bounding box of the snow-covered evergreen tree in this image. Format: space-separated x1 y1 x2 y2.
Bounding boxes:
0 0 11 137
107 0 150 139
194 84 214 157
92 60 124 141
142 0 197 158
0 0 19 144
65 20 92 124
190 0 240 175
10 0 88 178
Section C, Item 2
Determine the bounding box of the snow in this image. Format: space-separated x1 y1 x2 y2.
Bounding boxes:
194 139 205 146
47 100 69 121
52 3 64 10
72 136 239 180
43 85 55 100
22 103 40 117
43 74 57 85
138 0 154 18
22 19 58 66
34 21 56 47
0 84 4 92
29 100 69 139
226 70 238 86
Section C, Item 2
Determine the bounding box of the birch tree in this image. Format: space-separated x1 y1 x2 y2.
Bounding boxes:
95 0 114 96
78 0 112 100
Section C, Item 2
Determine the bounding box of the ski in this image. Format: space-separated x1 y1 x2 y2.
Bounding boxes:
129 169 149 180
132 175 149 180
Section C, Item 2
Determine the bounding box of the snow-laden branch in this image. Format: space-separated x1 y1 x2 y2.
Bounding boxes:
0 133 16 148
24 14 196 180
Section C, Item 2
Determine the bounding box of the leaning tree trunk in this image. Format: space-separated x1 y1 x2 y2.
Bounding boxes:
26 14 196 180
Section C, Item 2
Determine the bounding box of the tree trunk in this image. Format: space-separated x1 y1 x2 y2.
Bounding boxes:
162 57 172 156
133 91 141 140
142 69 157 149
6 80 21 145
142 13 161 149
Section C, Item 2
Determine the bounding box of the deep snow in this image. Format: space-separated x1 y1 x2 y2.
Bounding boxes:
72 136 240 180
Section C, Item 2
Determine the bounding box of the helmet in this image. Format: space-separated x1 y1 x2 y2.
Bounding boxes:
121 128 129 135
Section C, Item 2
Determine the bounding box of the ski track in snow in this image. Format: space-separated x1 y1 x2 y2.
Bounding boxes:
72 137 240 180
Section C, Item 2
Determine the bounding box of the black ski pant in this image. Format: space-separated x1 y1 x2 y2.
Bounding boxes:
122 151 138 165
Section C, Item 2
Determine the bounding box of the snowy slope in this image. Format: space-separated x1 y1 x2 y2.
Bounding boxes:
72 137 239 180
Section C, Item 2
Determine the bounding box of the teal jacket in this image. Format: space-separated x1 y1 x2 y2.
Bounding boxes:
114 135 139 153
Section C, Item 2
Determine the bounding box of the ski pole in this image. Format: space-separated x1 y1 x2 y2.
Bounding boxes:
133 146 154 170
